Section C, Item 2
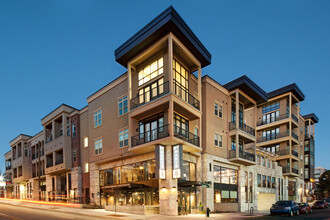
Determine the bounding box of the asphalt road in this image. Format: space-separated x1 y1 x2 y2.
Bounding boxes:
250 208 330 220
0 203 116 220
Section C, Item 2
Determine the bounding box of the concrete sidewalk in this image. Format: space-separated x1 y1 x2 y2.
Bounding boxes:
0 199 268 219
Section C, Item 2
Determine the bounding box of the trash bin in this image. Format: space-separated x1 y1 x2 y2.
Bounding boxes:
206 207 210 217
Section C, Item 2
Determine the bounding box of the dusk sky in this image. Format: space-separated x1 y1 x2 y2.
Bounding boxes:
0 0 329 172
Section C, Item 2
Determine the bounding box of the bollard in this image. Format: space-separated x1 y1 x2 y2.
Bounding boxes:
206 207 210 218
250 206 254 216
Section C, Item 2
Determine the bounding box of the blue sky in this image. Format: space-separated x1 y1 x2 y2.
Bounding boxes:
0 0 329 171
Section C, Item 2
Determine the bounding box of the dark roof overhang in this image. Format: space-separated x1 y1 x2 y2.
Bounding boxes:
303 113 319 123
114 6 211 68
268 83 305 101
223 75 268 104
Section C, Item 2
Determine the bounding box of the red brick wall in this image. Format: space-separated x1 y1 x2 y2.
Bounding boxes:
71 114 81 167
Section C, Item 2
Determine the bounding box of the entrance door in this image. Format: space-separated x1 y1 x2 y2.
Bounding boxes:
178 188 196 215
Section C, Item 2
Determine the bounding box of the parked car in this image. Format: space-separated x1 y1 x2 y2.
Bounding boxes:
298 202 312 214
312 200 328 209
326 198 330 204
270 200 299 216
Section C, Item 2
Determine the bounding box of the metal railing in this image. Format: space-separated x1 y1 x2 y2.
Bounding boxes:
257 131 290 143
292 168 299 174
291 150 298 157
46 160 53 168
282 167 299 175
55 155 64 165
229 122 255 136
174 125 200 147
291 132 298 140
131 124 169 147
173 80 200 110
282 167 290 173
228 150 255 162
277 149 298 157
130 81 169 110
257 113 289 126
6 166 11 170
291 114 298 123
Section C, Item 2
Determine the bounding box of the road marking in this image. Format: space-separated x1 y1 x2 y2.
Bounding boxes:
0 213 23 220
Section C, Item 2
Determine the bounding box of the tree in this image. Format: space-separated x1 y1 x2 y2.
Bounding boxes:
316 170 330 199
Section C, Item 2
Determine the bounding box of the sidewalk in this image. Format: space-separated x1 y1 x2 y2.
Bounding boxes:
0 198 268 219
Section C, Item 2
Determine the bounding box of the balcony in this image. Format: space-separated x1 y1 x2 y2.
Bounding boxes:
55 155 63 165
130 81 169 110
282 167 299 176
5 166 11 171
174 125 200 147
229 150 255 165
257 131 289 143
277 149 298 158
229 122 255 136
131 124 169 147
257 113 289 126
291 114 298 123
291 132 298 140
46 160 53 168
292 168 299 174
173 80 200 110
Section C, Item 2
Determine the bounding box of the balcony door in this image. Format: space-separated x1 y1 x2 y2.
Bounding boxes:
139 113 164 143
174 114 189 138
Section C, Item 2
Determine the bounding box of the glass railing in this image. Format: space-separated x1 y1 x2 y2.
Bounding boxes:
131 124 169 147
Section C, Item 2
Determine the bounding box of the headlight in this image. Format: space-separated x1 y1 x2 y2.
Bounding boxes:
284 207 291 210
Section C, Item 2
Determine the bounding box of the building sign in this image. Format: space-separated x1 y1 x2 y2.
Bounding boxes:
172 145 182 178
155 145 166 179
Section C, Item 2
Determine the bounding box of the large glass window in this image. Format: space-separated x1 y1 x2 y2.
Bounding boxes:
94 139 103 155
174 113 189 138
139 113 165 143
220 190 237 203
118 96 128 116
94 110 102 128
173 59 189 101
181 161 196 181
267 176 271 188
138 78 164 105
213 165 237 185
257 174 261 187
262 175 266 187
262 127 280 141
262 102 280 114
119 128 128 147
138 57 163 86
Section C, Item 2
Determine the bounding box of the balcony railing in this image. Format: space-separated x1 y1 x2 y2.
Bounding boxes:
174 125 200 147
46 160 53 168
131 124 169 147
173 80 200 110
55 155 64 165
282 167 299 174
130 81 169 110
291 132 298 140
277 149 298 158
229 122 255 136
257 131 290 143
257 113 289 126
229 150 255 162
6 166 11 171
291 114 298 123
292 168 299 174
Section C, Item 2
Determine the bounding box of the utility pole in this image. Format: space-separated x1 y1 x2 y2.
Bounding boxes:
38 141 41 200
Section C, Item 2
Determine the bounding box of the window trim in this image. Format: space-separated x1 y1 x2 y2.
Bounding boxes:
118 94 128 117
93 108 103 128
214 132 223 147
214 101 223 119
94 137 103 156
118 127 129 148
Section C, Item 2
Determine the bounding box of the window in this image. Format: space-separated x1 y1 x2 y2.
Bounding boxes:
267 176 271 188
267 159 270 168
67 118 70 136
262 127 280 141
214 133 222 147
264 144 279 154
73 149 77 162
272 177 275 188
262 101 280 114
257 174 261 187
72 124 76 137
84 137 88 148
95 139 103 155
305 168 309 179
84 163 89 173
262 175 266 187
213 165 237 185
262 110 280 125
118 95 128 116
138 57 163 86
220 190 238 203
119 128 129 147
138 78 164 105
214 189 221 203
173 59 189 101
214 103 222 118
305 155 309 165
94 110 102 128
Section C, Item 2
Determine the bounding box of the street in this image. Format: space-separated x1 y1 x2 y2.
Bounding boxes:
0 203 116 220
250 208 330 220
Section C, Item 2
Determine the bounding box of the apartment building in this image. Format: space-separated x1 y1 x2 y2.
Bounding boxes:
3 6 319 216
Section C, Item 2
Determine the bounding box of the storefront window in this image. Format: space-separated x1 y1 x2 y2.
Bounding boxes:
181 161 196 181
221 190 237 203
213 166 221 183
213 165 237 185
214 189 221 203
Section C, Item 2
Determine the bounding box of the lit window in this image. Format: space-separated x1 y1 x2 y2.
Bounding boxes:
94 110 102 128
118 96 128 116
84 137 88 148
119 129 129 147
84 163 89 173
214 103 222 118
214 133 222 147
138 57 163 86
95 139 103 155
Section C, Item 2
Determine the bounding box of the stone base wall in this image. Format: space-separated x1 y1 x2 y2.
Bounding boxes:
105 205 159 215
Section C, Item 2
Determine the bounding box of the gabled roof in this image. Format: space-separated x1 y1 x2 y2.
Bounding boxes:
41 103 77 121
115 6 211 68
303 113 319 123
268 83 305 101
223 75 268 104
